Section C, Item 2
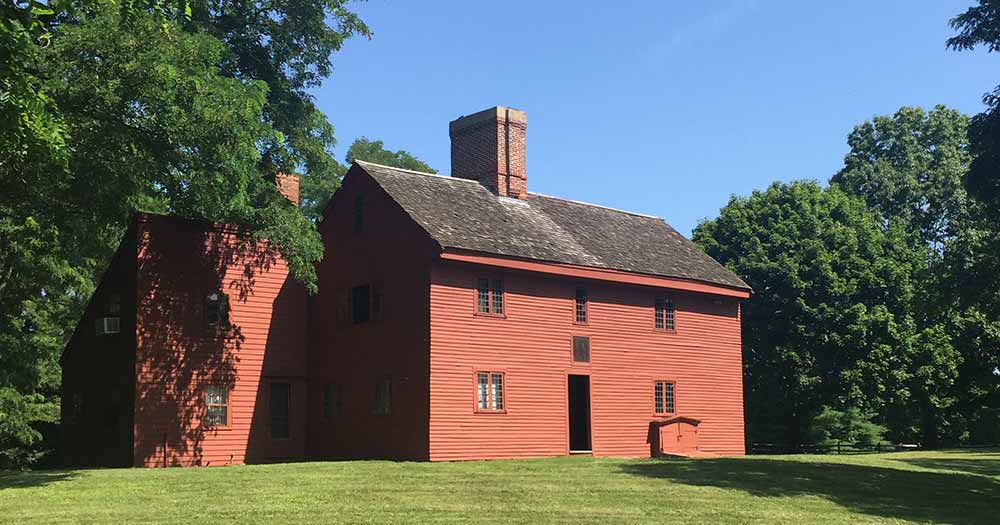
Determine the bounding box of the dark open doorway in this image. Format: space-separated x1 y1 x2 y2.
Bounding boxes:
568 374 592 453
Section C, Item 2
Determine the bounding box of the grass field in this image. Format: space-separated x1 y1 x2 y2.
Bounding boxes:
0 449 997 524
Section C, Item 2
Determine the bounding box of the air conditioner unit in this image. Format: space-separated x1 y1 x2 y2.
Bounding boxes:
94 317 121 335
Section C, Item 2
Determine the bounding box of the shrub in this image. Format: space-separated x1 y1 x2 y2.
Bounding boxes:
811 406 887 449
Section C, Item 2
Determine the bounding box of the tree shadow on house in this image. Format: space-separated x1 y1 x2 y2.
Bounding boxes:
133 217 272 466
620 457 1000 525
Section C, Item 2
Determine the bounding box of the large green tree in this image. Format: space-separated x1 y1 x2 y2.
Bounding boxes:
185 0 369 218
949 1 1000 215
693 181 944 448
831 106 999 445
948 1 1000 321
0 1 367 465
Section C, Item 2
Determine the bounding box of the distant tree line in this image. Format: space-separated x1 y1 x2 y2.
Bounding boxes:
694 1 1000 449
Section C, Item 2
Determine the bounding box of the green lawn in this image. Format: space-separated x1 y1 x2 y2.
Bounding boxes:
1 449 997 524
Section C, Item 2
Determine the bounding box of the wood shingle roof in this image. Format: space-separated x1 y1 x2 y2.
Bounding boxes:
356 160 750 291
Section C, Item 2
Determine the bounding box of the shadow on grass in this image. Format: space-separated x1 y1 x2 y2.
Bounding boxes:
0 470 75 490
895 457 1000 479
621 457 999 525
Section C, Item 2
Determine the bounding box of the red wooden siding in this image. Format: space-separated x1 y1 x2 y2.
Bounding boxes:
428 260 744 461
133 214 307 467
307 170 436 461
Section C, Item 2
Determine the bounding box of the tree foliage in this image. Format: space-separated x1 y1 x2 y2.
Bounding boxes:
949 0 1000 217
831 106 972 248
811 406 887 450
698 103 1000 448
945 2 1000 445
831 105 1000 446
693 180 964 448
1 2 367 465
300 137 436 222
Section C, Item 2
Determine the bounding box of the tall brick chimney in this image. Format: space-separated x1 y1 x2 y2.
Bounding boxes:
276 172 299 204
449 106 527 198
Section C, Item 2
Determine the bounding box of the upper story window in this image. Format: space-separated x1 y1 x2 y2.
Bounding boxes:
476 372 505 412
351 284 371 324
206 292 230 330
476 278 504 315
204 385 229 427
353 194 364 233
654 380 676 415
572 336 590 363
108 294 121 316
654 298 676 332
575 288 588 324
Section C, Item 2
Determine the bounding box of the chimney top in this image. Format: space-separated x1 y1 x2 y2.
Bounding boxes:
449 106 527 135
449 106 527 199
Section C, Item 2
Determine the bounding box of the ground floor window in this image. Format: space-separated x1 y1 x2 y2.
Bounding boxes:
373 377 391 416
322 383 332 419
654 380 675 415
270 382 291 439
204 385 229 427
336 384 344 416
476 372 505 412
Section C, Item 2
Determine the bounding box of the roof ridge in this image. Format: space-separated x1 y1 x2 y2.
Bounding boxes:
358 161 661 220
528 192 662 220
354 159 477 183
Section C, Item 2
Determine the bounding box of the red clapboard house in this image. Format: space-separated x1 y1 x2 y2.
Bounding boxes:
61 106 751 467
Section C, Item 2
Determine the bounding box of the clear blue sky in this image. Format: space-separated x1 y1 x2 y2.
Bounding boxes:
313 1 995 235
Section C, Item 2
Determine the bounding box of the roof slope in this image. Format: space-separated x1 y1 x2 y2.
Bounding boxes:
356 161 749 291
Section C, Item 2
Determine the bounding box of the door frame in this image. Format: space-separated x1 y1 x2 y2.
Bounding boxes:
565 371 594 454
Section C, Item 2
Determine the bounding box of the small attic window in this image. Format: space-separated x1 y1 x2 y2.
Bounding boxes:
108 294 121 316
353 194 364 233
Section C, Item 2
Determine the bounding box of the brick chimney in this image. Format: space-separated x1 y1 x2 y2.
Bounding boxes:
449 106 527 198
276 172 299 204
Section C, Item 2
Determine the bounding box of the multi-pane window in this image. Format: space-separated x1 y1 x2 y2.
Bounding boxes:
270 382 291 439
572 336 591 363
654 380 676 415
353 194 364 233
108 294 121 316
351 284 371 324
373 377 391 416
206 292 230 330
654 298 676 331
476 372 505 412
575 288 588 323
476 278 504 315
205 385 229 427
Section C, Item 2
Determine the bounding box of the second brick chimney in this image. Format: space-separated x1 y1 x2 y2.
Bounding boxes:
276 172 300 205
449 106 527 198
